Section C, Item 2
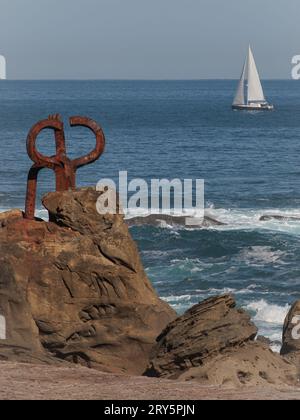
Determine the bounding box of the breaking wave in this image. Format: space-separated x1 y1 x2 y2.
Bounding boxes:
236 246 287 266
127 205 300 237
245 299 290 350
245 299 290 326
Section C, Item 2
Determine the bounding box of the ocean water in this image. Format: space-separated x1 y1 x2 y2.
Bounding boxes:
1 80 300 349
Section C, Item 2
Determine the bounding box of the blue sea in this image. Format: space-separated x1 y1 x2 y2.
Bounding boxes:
1 80 300 350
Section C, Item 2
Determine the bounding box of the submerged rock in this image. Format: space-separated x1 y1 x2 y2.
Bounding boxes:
0 188 176 374
145 295 298 387
126 214 225 228
281 301 300 372
260 215 300 222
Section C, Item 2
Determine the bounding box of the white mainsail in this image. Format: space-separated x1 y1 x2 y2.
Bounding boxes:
247 46 265 103
233 46 266 106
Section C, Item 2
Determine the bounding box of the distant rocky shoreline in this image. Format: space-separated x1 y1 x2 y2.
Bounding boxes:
127 211 300 229
126 213 225 228
0 187 300 395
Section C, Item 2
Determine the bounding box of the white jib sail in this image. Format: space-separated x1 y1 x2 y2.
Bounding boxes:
0 55 6 80
247 46 265 103
233 58 247 106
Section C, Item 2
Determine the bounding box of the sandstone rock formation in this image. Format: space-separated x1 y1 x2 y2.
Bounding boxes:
0 188 176 374
145 295 298 387
281 301 300 371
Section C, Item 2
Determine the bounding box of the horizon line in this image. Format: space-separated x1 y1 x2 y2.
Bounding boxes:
0 78 295 82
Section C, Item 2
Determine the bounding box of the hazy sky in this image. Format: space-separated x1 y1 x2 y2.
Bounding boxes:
0 0 299 79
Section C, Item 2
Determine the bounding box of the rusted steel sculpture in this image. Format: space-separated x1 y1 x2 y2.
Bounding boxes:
25 114 105 220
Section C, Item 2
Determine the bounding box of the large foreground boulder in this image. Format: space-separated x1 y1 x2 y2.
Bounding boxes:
0 188 176 374
145 295 298 387
281 301 300 371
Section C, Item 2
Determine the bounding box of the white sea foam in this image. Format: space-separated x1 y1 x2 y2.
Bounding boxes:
224 297 287 351
36 209 49 220
163 285 258 308
125 204 300 236
270 343 282 353
142 250 178 258
163 294 193 303
245 299 290 325
125 207 198 219
163 288 237 306
207 207 300 236
167 258 216 274
236 246 287 266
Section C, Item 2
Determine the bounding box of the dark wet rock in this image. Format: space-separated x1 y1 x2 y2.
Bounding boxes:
126 214 225 228
260 215 300 222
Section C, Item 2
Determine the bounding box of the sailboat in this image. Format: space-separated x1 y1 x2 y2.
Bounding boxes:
232 46 273 111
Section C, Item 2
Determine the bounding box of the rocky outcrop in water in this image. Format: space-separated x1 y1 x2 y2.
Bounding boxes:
281 301 300 372
260 215 300 222
145 295 298 387
0 188 176 374
127 214 225 228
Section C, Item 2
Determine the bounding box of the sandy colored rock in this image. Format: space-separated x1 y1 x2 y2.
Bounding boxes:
146 295 298 387
178 342 297 388
146 295 257 377
0 209 23 226
0 188 175 374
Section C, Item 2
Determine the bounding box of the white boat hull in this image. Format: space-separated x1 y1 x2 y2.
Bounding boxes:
232 103 274 111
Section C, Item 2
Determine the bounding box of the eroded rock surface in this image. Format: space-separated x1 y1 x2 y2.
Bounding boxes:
0 188 176 374
145 295 298 387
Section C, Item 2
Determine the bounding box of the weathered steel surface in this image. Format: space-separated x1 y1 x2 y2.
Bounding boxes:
25 114 105 220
